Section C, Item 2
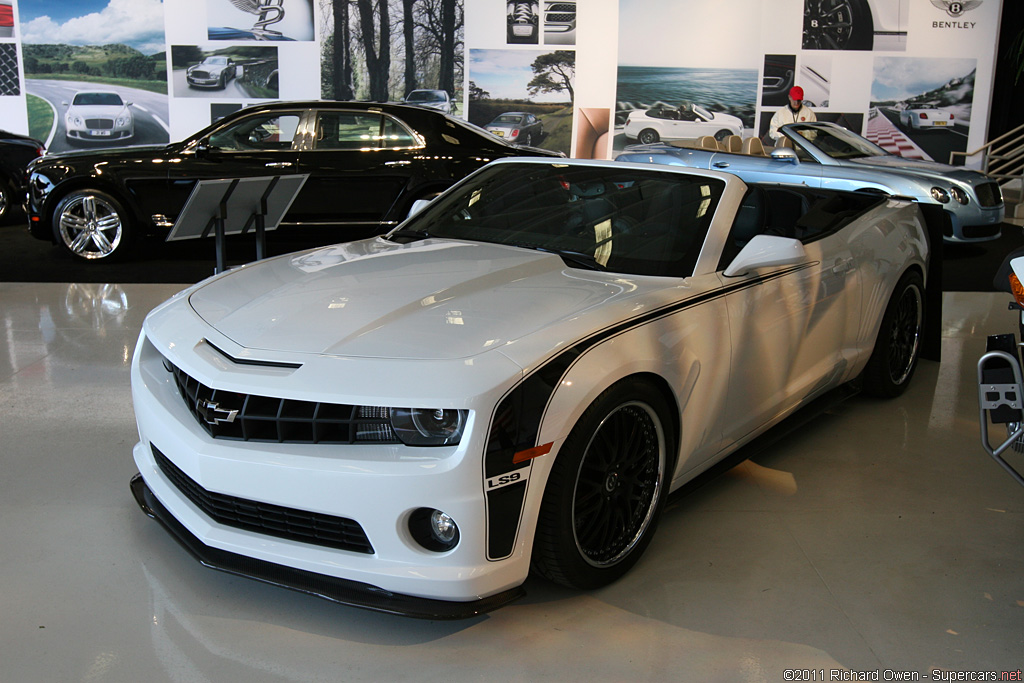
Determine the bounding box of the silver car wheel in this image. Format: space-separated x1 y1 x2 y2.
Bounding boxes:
56 193 124 260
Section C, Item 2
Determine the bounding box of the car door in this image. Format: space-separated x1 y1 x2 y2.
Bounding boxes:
293 109 427 230
165 109 306 224
712 143 825 187
718 185 862 447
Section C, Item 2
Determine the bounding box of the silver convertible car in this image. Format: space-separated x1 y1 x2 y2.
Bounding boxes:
617 122 1004 243
129 158 933 617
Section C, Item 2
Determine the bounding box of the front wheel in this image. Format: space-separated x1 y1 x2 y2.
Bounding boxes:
53 190 132 261
637 128 660 145
863 271 924 397
532 378 673 589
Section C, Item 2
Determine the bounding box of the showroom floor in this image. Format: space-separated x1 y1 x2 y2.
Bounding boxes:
1 282 1021 682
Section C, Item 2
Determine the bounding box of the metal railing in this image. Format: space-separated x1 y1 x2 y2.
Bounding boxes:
950 122 1024 188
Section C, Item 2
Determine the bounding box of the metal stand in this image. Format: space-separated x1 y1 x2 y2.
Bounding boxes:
978 347 1024 487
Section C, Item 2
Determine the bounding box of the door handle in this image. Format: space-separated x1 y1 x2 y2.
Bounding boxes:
713 161 730 169
385 160 411 166
265 162 293 168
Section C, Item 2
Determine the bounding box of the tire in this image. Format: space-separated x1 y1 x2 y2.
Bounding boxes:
714 129 732 142
523 132 533 147
638 128 660 145
53 190 132 261
532 378 673 589
863 271 924 397
0 178 13 226
802 0 873 51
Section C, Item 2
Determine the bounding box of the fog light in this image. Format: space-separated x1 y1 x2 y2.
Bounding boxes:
409 507 460 552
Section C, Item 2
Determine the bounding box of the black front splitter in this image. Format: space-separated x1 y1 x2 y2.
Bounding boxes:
130 473 525 620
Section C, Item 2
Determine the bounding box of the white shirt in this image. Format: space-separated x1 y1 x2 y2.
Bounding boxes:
769 103 816 140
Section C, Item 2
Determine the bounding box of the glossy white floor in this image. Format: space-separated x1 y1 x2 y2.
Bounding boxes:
1 282 1021 682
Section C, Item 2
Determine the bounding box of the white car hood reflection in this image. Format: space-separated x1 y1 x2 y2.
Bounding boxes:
188 238 635 360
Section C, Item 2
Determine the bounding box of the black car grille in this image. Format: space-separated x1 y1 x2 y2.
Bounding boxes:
191 70 212 79
85 119 114 130
547 2 575 12
165 360 402 444
975 181 1002 208
962 223 1001 240
152 444 374 554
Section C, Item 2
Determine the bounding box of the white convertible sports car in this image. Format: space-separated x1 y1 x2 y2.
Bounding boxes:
130 158 930 618
900 103 955 130
623 103 744 145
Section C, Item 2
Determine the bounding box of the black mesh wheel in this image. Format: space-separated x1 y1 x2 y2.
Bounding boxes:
532 378 673 589
863 271 924 398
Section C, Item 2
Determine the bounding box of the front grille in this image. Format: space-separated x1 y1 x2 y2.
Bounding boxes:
165 359 401 444
152 444 375 554
85 118 113 130
191 70 212 79
962 223 1001 239
975 181 1002 208
547 2 575 11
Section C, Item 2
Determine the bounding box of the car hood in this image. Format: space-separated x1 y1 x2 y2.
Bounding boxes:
187 238 636 361
68 105 128 117
846 155 986 184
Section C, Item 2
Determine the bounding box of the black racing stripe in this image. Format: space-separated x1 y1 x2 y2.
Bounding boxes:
481 263 815 561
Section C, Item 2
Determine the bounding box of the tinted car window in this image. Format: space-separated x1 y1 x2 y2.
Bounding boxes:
314 112 418 150
402 163 724 278
208 113 302 151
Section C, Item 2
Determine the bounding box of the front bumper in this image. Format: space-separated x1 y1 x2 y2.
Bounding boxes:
130 474 524 618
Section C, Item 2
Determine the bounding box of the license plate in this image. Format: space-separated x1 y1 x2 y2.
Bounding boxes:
494 131 504 137
90 130 111 136
934 121 947 126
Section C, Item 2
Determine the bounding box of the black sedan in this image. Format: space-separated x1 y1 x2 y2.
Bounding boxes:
0 129 45 225
26 101 561 261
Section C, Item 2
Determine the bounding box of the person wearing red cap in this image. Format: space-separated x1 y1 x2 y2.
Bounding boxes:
768 85 817 142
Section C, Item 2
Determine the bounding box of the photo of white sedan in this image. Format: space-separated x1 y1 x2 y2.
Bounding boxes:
900 103 955 130
129 158 930 617
623 103 743 145
63 91 134 144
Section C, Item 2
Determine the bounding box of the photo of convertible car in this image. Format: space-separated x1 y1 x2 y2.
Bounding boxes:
899 103 955 131
129 157 930 617
62 91 134 145
26 101 560 262
623 103 744 145
617 121 1004 242
802 0 908 51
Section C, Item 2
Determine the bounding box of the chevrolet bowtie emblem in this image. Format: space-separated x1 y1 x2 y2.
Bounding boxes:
196 398 239 425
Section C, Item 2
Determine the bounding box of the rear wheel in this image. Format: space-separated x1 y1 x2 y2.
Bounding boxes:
53 189 132 261
532 378 672 589
863 271 924 397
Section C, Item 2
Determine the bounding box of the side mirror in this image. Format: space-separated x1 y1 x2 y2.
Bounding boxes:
724 234 807 277
407 198 432 218
770 148 799 163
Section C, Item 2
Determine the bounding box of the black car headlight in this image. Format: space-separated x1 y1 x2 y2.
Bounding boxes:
949 186 969 205
930 187 950 204
391 408 467 446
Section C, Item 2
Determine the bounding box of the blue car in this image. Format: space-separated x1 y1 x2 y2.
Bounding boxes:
616 121 1004 243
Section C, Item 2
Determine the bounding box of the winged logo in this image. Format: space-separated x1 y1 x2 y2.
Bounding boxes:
929 0 983 18
223 0 285 38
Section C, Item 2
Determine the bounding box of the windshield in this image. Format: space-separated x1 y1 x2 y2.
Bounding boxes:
692 104 713 120
406 91 445 102
789 124 888 160
73 92 123 106
205 57 228 65
492 114 524 124
394 163 724 278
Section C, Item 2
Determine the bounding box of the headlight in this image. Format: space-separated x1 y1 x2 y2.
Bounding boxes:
70 116 82 126
391 408 467 446
949 186 969 205
930 187 950 203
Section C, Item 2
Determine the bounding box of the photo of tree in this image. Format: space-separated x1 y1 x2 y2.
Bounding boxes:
468 48 574 155
318 0 464 112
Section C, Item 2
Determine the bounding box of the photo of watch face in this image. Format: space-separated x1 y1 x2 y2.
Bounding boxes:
507 0 539 44
207 0 315 42
802 0 908 52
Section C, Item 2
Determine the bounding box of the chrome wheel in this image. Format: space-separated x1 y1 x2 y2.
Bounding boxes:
55 192 125 260
638 129 659 145
572 401 665 568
